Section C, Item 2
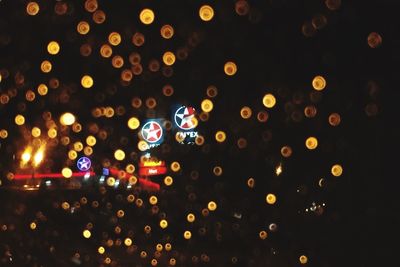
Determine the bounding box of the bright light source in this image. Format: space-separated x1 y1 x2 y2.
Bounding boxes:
60 112 75 126
33 147 45 167
21 147 32 164
275 163 283 176
140 8 155 25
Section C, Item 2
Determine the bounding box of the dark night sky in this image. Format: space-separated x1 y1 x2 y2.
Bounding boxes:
0 0 398 266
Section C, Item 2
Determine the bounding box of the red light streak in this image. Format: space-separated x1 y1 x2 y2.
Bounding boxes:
13 172 96 180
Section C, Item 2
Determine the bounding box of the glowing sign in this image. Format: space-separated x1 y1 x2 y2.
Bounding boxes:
141 121 163 144
139 166 167 176
173 105 199 145
77 157 91 171
139 160 166 167
174 106 197 130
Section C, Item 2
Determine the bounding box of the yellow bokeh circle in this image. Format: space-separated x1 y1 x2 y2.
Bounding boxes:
114 149 125 161
163 51 176 66
224 61 237 76
201 99 214 113
305 137 318 150
81 75 93 88
199 5 214 21
312 75 326 91
266 193 276 205
62 167 72 178
183 230 192 239
140 9 155 25
15 114 25 125
26 2 40 16
299 255 308 264
215 131 226 143
262 93 276 108
160 219 168 229
47 41 60 55
207 201 217 211
331 164 343 177
108 32 121 46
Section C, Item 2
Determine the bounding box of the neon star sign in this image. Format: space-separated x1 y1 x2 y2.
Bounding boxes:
141 120 164 149
174 106 197 130
173 105 199 144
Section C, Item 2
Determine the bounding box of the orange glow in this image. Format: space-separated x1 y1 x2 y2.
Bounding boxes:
201 99 213 112
312 76 326 91
127 117 140 130
100 44 113 58
262 94 276 108
108 32 121 46
187 213 195 223
62 167 72 178
162 85 174 96
213 166 223 176
235 1 250 16
47 128 57 139
30 222 37 230
26 2 40 16
84 0 98 12
124 238 132 246
208 201 217 211
81 75 94 88
86 135 96 146
305 137 318 150
83 229 91 239
304 105 317 118
140 9 155 25
111 55 124 68
161 25 174 39
275 163 283 176
21 147 32 164
93 10 106 24
266 194 277 204
224 61 237 76
121 69 133 82
164 176 173 186
259 230 268 240
15 114 25 125
0 129 8 139
149 196 158 205
215 131 226 143
163 51 176 66
328 113 341 126
331 164 343 177
47 41 60 55
98 246 105 254
199 5 214 21
31 127 41 138
160 220 168 229
206 85 218 98
37 84 48 96
240 106 252 119
41 60 52 73
171 162 181 172
132 32 145 46
60 112 75 126
368 32 382 48
77 21 90 35
299 255 308 264
183 230 192 239
247 177 255 188
281 146 292 158
33 146 45 167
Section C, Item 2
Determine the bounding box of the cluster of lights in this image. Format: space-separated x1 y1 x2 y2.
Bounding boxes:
0 0 376 265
